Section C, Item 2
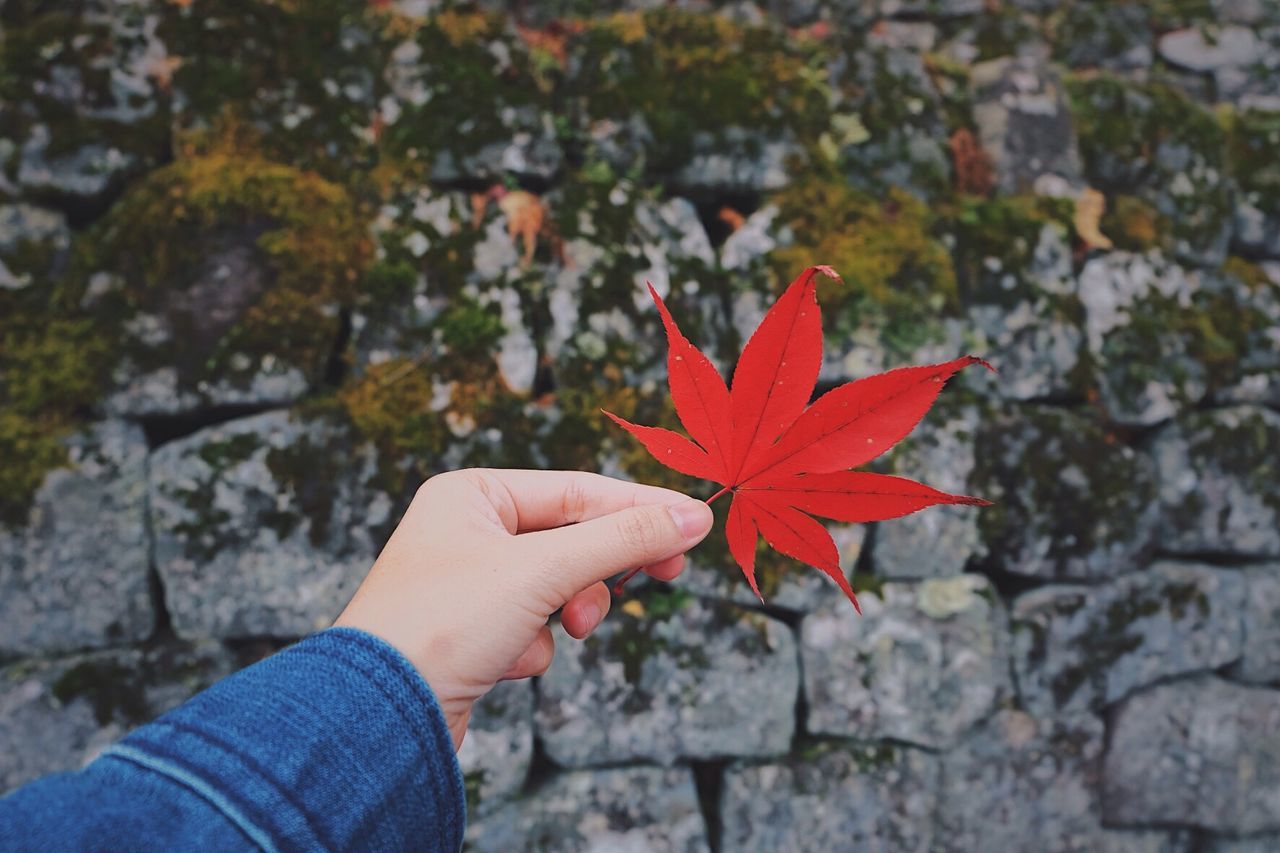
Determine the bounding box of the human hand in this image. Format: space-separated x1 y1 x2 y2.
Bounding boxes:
334 469 714 750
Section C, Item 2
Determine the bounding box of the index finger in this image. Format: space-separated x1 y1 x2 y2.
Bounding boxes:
457 468 699 534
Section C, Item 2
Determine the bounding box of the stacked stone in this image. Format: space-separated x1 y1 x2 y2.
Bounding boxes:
3 1 1280 850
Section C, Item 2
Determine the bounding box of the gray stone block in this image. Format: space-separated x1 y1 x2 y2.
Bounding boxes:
1012 562 1245 714
536 593 797 766
721 742 939 852
465 766 708 852
1104 677 1280 834
0 421 153 657
801 576 1008 749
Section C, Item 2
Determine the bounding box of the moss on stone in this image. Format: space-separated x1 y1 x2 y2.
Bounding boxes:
381 9 551 171
1085 258 1279 407
969 7 1042 63
1068 75 1226 181
463 769 487 815
1067 74 1230 262
437 298 506 355
946 194 1074 305
768 178 957 352
158 0 395 180
1228 108 1280 218
0 300 113 526
0 5 169 187
74 140 371 389
334 360 448 487
1100 194 1168 252
833 45 955 196
566 9 830 176
1181 408 1280 519
51 660 149 727
970 406 1156 570
602 586 703 687
1051 1 1151 69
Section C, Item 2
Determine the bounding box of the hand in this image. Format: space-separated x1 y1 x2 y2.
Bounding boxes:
334 469 714 750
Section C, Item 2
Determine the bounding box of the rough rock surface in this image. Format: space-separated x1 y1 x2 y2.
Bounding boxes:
5 0 168 208
1237 566 1280 683
1012 561 1245 714
873 406 982 578
0 641 238 794
0 204 70 290
150 410 388 639
963 224 1083 402
1152 407 1280 558
458 679 534 819
4 1 1280 846
972 56 1082 194
1104 677 1280 834
721 743 939 852
465 766 707 852
938 711 1105 853
0 422 153 656
970 406 1160 581
536 594 797 766
801 576 1008 749
1075 253 1277 425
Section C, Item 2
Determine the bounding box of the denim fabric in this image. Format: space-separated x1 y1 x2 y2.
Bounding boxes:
0 628 466 852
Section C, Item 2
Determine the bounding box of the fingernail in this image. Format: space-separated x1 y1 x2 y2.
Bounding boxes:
582 603 601 628
668 500 712 541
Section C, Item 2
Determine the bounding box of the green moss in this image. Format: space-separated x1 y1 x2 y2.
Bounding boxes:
970 7 1041 63
1067 74 1230 261
1100 194 1169 252
0 303 113 527
0 6 168 186
1051 1 1151 69
437 298 505 355
463 769 487 815
1083 257 1279 407
52 660 149 727
834 46 954 196
1228 108 1280 218
333 360 448 489
1182 409 1280 519
158 0 395 181
197 433 262 471
1050 592 1161 707
382 9 551 172
970 407 1156 567
74 144 371 389
600 587 702 687
768 179 957 354
1147 0 1217 29
565 9 830 176
946 194 1075 305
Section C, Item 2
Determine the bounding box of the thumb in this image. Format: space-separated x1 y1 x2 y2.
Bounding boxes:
521 499 713 602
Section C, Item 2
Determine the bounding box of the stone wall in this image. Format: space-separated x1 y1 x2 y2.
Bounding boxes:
2 0 1279 849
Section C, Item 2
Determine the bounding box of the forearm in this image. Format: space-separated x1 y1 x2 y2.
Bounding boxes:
0 628 466 852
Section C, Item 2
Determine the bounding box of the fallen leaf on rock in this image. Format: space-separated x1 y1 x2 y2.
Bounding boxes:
1074 187 1114 250
949 128 995 197
604 266 993 612
719 206 747 233
499 189 545 267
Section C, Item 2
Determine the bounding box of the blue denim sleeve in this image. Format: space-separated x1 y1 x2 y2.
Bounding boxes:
0 627 466 852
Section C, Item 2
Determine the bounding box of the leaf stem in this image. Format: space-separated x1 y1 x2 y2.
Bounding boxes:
612 566 644 595
613 486 732 596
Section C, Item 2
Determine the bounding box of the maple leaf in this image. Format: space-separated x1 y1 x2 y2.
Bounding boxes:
603 266 994 613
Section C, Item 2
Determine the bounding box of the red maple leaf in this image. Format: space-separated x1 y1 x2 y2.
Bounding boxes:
603 266 994 613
